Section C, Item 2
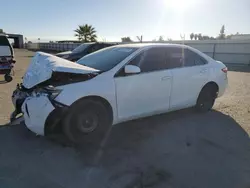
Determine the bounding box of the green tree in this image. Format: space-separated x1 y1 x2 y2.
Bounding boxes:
158 36 164 42
121 37 133 42
0 29 4 34
218 25 225 39
74 24 97 42
198 33 202 40
190 33 194 40
194 34 198 40
202 35 210 40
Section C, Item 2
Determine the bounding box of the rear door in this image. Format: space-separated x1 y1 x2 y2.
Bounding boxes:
0 35 12 57
169 47 209 110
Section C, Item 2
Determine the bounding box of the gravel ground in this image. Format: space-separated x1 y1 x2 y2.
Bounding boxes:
0 49 249 188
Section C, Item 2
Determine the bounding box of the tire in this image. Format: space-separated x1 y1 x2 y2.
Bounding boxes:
195 85 217 112
62 99 111 144
4 74 13 82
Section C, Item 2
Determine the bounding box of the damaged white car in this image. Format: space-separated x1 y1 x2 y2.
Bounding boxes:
11 44 228 143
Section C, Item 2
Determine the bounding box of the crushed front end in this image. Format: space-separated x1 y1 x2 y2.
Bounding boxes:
10 51 99 136
11 83 69 136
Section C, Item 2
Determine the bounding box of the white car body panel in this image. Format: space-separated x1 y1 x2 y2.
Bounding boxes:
206 60 228 97
170 65 209 110
22 95 55 135
22 52 99 89
14 44 228 136
55 72 119 124
115 70 172 121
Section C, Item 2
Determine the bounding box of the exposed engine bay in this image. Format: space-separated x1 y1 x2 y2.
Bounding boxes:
11 71 98 120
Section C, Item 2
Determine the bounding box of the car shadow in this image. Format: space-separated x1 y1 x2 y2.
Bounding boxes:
0 109 249 188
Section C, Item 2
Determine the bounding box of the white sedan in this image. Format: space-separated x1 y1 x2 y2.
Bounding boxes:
11 43 228 143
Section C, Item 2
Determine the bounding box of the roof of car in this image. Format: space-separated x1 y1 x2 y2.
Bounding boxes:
115 43 188 48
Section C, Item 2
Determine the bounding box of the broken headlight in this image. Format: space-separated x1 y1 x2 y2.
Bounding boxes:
43 85 62 100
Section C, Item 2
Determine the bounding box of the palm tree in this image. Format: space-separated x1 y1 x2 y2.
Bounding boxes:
74 24 97 42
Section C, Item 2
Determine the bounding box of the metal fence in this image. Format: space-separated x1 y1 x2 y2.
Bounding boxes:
27 40 250 65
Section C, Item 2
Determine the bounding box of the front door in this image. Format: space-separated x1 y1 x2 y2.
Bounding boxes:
114 47 172 121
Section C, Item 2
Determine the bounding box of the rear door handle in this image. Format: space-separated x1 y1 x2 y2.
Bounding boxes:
161 76 171 81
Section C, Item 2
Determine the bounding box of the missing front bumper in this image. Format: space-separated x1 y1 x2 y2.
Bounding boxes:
21 96 55 136
10 113 24 126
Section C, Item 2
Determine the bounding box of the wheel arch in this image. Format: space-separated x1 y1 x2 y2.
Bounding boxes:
197 81 219 102
73 95 114 123
44 95 114 136
201 81 219 93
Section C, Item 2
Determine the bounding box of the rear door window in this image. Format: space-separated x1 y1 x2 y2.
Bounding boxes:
165 47 184 69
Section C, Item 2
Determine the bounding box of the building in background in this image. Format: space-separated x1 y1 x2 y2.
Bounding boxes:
231 34 250 40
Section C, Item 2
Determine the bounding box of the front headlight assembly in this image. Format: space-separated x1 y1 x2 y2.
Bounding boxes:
43 85 62 100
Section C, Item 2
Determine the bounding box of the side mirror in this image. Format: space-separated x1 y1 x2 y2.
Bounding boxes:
124 65 141 74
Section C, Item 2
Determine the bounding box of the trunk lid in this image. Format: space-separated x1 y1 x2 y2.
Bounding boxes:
22 52 99 89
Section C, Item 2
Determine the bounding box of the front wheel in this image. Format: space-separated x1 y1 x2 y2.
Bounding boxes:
62 100 111 144
195 86 217 112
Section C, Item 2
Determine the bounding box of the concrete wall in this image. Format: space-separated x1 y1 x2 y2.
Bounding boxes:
27 40 250 65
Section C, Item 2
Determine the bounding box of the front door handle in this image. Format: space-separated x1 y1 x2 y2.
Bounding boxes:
161 76 171 81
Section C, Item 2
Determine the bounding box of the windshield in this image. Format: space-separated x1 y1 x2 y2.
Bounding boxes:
76 46 138 71
72 43 92 53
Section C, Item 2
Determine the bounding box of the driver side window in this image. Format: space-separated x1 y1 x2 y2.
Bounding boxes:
115 52 145 77
133 48 167 73
129 52 145 66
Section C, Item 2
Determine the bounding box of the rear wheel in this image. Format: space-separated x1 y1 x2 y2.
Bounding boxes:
62 100 111 144
195 85 218 112
4 74 13 82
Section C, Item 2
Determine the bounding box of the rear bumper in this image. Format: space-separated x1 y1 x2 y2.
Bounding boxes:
0 69 11 74
217 78 228 97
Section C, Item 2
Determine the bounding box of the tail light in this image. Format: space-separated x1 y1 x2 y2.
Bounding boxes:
221 67 228 73
0 56 15 63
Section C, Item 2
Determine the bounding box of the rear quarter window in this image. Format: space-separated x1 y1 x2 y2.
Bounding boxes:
184 49 207 66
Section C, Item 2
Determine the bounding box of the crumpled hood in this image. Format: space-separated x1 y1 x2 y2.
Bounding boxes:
22 52 99 89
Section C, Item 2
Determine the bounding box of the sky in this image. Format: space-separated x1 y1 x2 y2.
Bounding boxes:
1 0 250 42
